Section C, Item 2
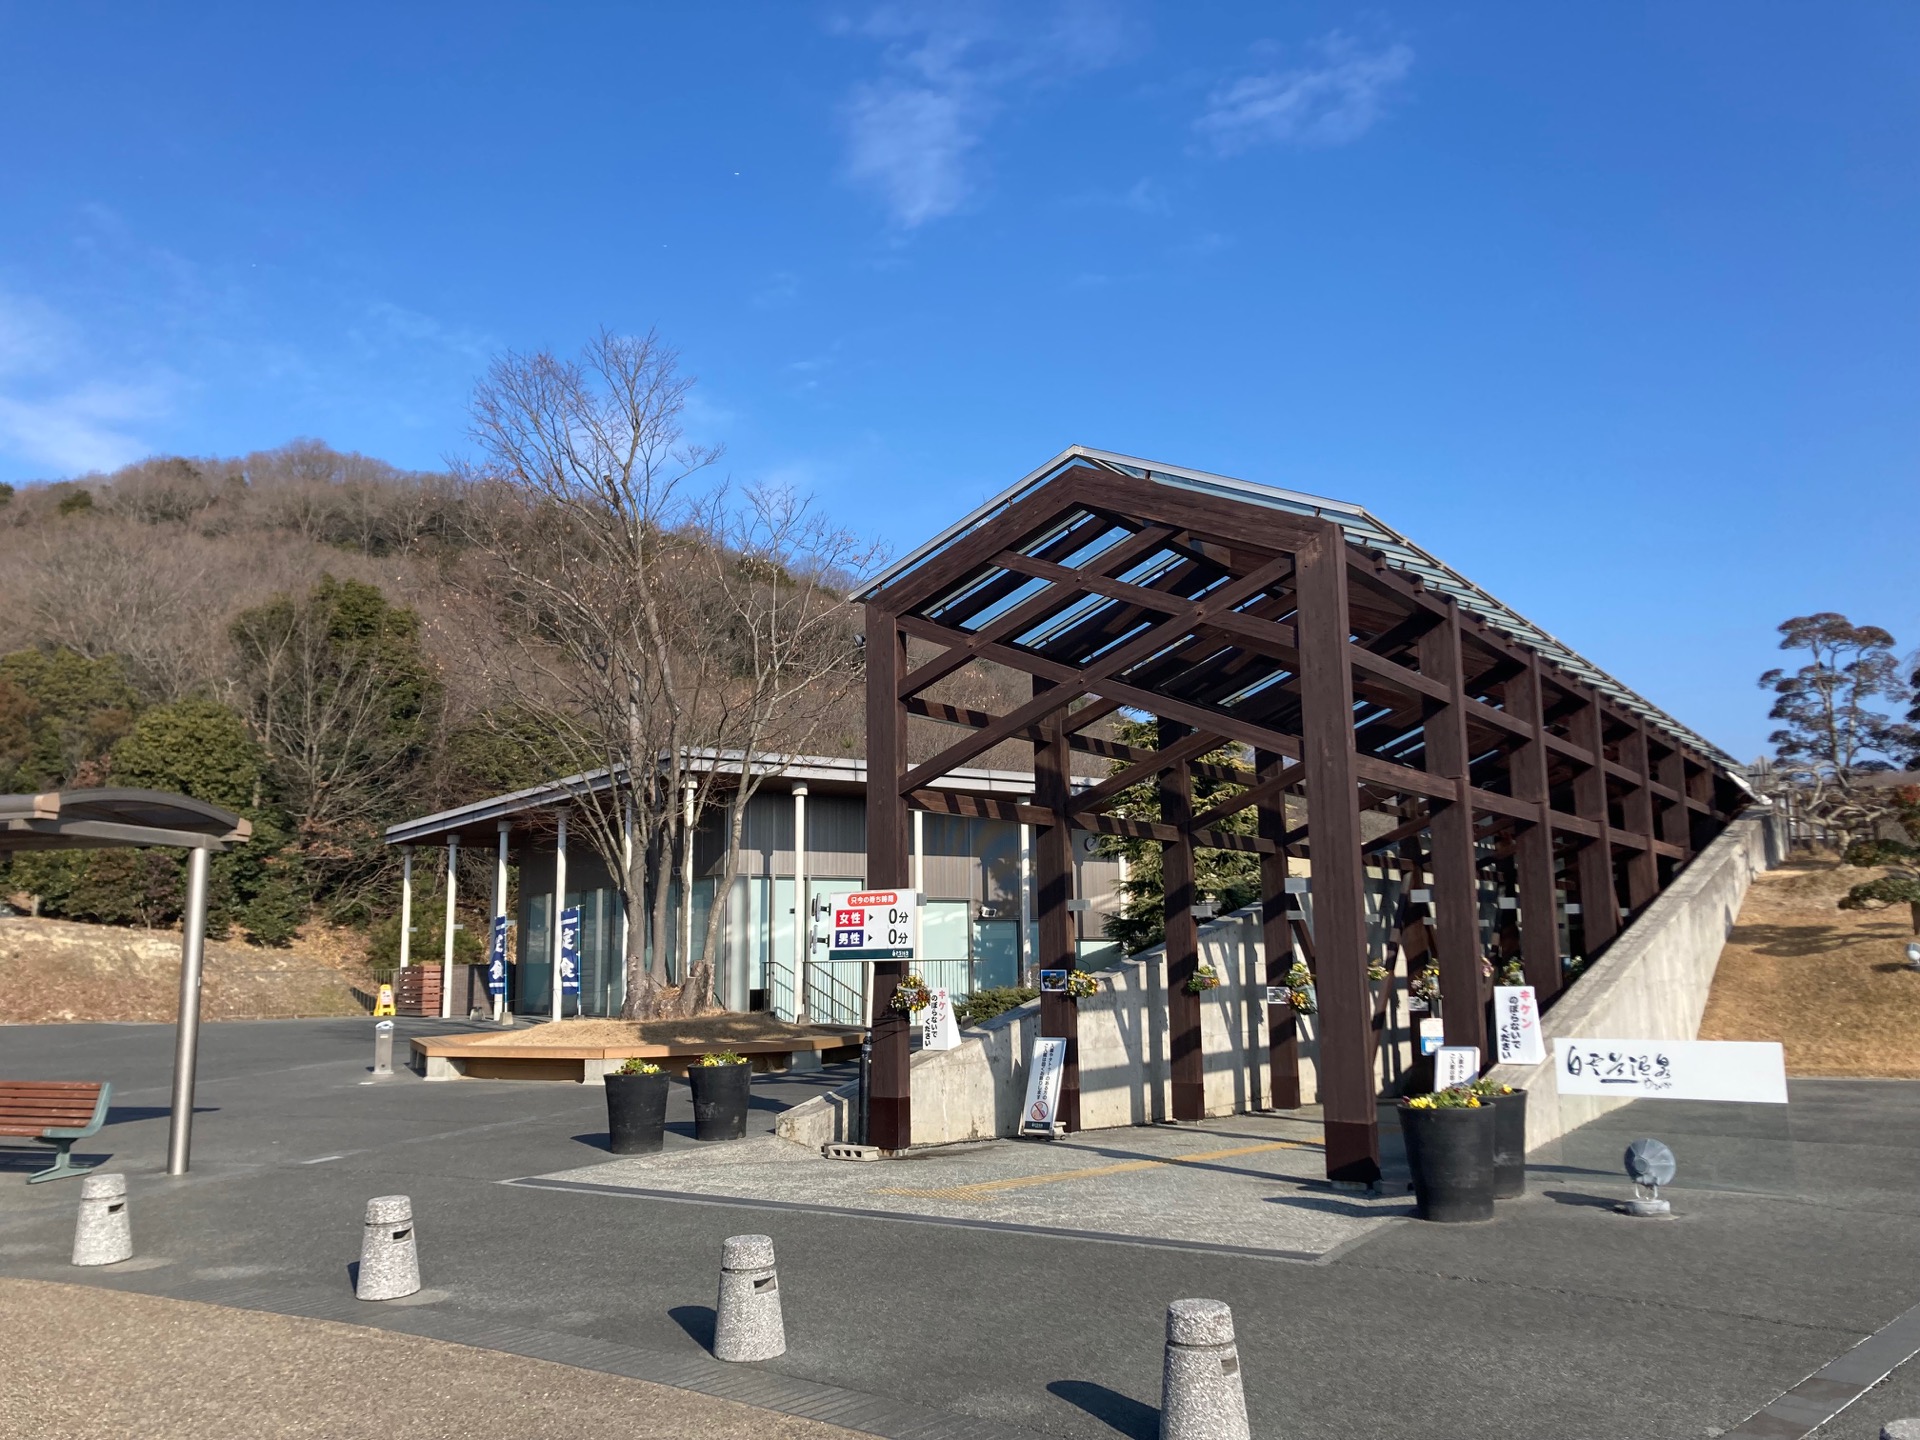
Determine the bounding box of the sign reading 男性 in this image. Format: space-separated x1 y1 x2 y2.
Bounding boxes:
826 890 919 961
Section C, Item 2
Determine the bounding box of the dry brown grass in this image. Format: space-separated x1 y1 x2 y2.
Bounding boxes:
1700 857 1920 1076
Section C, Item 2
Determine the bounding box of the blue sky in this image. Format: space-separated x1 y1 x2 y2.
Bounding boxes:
1 2 1915 760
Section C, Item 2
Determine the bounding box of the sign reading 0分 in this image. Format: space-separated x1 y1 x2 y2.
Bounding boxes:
827 890 919 961
1552 1038 1788 1103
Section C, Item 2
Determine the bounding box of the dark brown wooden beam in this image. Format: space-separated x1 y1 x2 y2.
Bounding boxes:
863 608 911 1151
1256 747 1300 1111
1506 655 1564 1000
1420 605 1487 1059
1033 679 1080 1132
1160 720 1205 1123
1297 525 1378 1183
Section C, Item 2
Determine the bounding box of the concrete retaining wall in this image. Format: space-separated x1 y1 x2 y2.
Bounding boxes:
776 804 1783 1153
774 911 1316 1149
1486 805 1785 1151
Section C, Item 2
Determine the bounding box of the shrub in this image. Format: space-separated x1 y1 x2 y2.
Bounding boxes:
366 909 483 980
952 985 1037 1028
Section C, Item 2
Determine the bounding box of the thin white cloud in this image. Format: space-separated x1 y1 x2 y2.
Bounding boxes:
1197 35 1414 156
835 1 1140 229
843 80 984 228
0 291 172 473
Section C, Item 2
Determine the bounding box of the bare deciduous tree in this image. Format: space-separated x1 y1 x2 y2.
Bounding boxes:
454 329 876 1018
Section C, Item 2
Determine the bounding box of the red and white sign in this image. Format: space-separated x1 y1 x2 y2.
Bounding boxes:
824 890 919 961
1494 985 1546 1065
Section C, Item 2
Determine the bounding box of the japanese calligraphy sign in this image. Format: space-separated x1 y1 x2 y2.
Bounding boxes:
1552 1038 1787 1103
559 905 581 995
487 915 509 997
1493 985 1545 1065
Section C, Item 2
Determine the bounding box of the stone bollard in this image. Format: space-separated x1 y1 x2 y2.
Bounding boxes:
1160 1298 1250 1440
1882 1423 1920 1439
356 1195 421 1301
71 1173 132 1267
713 1233 785 1361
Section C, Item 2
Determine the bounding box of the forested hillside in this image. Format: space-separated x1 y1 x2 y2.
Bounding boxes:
0 438 1040 963
0 441 599 953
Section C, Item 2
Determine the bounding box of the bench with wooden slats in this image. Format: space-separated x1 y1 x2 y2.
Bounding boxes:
0 1080 112 1183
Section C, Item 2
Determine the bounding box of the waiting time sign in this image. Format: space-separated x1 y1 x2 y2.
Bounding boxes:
826 890 919 961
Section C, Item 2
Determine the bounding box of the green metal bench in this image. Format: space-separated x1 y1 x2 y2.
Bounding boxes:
0 1080 112 1183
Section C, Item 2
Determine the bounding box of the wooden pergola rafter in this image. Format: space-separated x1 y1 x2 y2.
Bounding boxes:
856 451 1747 1179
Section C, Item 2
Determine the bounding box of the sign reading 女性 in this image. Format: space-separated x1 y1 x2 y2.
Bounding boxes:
1551 1038 1787 1104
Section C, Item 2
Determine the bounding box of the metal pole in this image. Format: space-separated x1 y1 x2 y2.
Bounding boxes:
912 808 924 897
494 821 510 1023
679 776 696 985
551 809 568 1024
398 846 413 970
792 782 809 1022
617 797 634 1012
1019 820 1035 983
166 845 212 1176
858 1036 872 1146
440 837 459 1019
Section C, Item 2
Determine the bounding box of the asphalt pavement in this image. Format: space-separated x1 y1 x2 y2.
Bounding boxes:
3 1017 1919 1439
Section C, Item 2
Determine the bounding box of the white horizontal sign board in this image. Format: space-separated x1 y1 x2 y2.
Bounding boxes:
1553 1039 1788 1104
826 890 918 961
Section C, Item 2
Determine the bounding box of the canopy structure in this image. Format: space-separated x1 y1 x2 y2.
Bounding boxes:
0 789 251 1175
856 448 1749 1178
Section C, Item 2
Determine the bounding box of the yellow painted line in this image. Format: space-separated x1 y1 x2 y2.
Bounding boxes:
875 1140 1300 1203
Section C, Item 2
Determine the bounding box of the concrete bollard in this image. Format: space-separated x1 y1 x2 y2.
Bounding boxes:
1882 1423 1920 1440
1160 1298 1250 1440
713 1233 785 1361
356 1194 421 1300
70 1173 132 1267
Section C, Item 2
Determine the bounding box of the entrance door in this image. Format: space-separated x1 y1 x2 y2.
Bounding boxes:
971 918 1021 991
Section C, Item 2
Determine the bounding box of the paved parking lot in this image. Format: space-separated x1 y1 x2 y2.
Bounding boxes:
4 1018 1920 1438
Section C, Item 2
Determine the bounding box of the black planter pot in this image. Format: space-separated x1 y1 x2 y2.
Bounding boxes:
1400 1102 1496 1222
605 1071 669 1155
689 1062 751 1142
1487 1089 1529 1199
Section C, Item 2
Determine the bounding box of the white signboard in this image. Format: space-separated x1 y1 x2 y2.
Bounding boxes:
1435 1045 1481 1090
1020 1036 1067 1136
1553 1039 1788 1103
921 987 961 1051
1493 985 1546 1065
1417 1018 1445 1056
826 890 919 961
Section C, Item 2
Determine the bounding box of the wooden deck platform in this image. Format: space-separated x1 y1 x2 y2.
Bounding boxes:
409 1026 864 1084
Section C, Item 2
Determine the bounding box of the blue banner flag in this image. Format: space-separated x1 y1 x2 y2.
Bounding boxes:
487 915 509 997
559 905 582 996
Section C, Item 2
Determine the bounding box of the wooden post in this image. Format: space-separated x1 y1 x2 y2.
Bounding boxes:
1623 718 1659 913
1256 748 1298 1110
1657 745 1690 857
864 607 911 1152
1573 693 1619 956
1506 658 1563 1000
1297 529 1378 1184
1160 721 1205 1123
1034 680 1080 1131
1419 604 1487 1058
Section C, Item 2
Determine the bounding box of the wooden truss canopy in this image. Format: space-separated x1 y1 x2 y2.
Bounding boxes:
859 450 1748 1180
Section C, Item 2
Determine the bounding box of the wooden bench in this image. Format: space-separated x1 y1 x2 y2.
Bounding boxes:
0 1081 112 1183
